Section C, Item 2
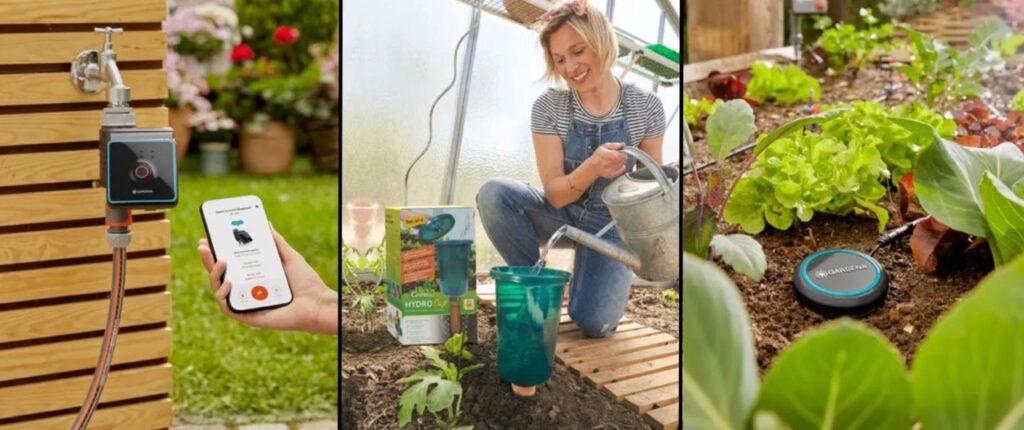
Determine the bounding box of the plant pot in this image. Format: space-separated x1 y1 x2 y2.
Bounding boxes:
304 117 339 172
169 107 193 165
199 142 230 176
239 121 295 175
502 0 547 24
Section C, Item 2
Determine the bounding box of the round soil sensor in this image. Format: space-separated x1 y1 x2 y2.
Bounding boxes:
793 249 888 315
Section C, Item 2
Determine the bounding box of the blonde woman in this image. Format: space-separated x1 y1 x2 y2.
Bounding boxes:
477 0 666 338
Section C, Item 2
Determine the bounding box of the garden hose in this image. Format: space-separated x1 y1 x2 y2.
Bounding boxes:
403 1 481 206
72 209 132 430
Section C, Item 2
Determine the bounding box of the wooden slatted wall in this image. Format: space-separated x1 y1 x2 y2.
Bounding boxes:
0 1 173 428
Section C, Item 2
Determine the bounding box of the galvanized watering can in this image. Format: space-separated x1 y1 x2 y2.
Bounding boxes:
562 146 680 282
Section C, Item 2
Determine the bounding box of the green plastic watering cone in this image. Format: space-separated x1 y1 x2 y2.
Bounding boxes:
492 266 570 395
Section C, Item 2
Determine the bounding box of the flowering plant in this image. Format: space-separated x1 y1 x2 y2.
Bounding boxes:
165 2 241 110
208 58 317 131
189 108 236 143
164 3 240 73
998 0 1024 29
296 37 339 121
165 50 210 111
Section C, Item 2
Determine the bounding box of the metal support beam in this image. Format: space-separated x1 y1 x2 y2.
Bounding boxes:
606 0 615 22
653 0 680 37
441 3 481 205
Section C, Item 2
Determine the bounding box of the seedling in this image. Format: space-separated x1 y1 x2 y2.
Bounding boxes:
397 333 484 430
342 242 385 331
814 9 897 78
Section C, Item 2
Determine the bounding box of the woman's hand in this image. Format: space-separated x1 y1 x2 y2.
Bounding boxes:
197 227 338 335
584 142 628 179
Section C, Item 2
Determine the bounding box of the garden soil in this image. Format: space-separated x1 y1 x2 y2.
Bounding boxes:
685 59 1019 371
342 287 678 430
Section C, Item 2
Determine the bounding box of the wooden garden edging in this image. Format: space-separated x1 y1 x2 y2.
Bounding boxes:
478 278 680 430
898 7 1000 48
0 1 173 428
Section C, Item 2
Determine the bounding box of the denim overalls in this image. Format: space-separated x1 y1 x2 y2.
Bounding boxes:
477 87 635 338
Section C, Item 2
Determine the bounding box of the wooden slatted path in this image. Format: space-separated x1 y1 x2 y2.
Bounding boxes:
478 278 680 430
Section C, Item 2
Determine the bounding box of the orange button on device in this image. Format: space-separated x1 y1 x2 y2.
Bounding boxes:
251 286 268 301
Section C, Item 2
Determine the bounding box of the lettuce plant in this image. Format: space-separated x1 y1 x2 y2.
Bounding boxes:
723 127 890 234
821 101 953 184
685 252 1024 430
683 91 722 126
684 100 841 281
745 62 821 106
814 8 896 75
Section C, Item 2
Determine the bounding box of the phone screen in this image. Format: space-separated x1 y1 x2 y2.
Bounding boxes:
200 195 293 312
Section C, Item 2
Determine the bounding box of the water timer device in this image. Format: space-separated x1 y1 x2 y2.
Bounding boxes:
792 0 827 14
794 249 888 315
200 195 293 313
100 127 177 209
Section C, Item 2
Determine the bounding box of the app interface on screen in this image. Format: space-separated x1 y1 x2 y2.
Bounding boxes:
204 197 291 310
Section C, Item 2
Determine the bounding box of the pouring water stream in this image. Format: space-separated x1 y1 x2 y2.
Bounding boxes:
533 220 617 274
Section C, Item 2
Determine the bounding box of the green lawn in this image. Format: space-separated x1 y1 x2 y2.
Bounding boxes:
168 154 338 423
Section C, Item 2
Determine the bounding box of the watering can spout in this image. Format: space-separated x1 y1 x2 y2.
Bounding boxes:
562 226 642 272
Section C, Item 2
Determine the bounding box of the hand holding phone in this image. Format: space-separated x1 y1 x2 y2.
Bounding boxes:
197 197 337 334
201 195 293 312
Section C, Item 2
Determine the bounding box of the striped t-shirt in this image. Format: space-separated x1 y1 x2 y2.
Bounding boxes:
531 81 667 146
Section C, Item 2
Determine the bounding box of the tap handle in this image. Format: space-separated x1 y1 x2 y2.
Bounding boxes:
94 27 123 50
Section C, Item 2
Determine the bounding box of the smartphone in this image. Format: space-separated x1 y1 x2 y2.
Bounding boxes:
200 195 293 313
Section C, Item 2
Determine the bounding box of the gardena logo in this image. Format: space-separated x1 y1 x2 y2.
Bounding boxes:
815 264 869 279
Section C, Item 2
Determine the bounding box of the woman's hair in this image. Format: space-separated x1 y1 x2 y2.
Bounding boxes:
537 3 618 84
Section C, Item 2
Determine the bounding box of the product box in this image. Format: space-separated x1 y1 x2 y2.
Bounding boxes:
385 206 477 345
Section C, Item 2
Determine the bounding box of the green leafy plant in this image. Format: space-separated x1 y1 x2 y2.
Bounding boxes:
724 126 890 234
895 117 1024 265
898 21 1011 108
684 251 1024 429
684 91 723 126
661 288 678 306
398 333 484 429
821 101 954 184
745 62 821 106
684 100 842 281
342 242 385 330
814 8 896 75
208 58 320 131
1013 89 1024 113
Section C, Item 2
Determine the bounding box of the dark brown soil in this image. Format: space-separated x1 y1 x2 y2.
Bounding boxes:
684 59 1013 371
625 287 679 338
727 213 989 371
341 291 667 429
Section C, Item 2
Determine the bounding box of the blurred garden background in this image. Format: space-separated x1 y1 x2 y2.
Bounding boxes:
162 0 339 425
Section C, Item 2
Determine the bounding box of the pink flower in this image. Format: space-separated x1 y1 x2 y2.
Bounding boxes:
273 26 300 45
231 43 254 63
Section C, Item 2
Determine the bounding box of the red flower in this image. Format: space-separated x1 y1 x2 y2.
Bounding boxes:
273 26 300 45
231 44 254 63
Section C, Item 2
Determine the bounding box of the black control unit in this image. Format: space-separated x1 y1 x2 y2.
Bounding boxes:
100 127 177 209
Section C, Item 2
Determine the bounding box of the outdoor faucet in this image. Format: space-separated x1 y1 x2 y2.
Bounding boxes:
70 27 132 109
96 27 131 107
68 27 176 430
